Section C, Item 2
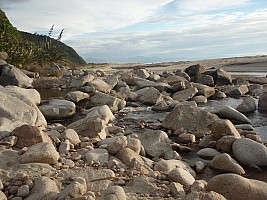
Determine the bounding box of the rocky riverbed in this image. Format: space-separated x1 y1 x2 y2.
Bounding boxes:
1 55 267 200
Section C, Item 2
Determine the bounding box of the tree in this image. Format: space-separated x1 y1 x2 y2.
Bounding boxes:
48 24 54 37
57 28 64 41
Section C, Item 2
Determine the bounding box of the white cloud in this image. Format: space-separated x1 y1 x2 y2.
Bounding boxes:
175 0 250 15
2 0 172 39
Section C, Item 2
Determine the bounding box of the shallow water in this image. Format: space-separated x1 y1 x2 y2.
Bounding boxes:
230 71 267 77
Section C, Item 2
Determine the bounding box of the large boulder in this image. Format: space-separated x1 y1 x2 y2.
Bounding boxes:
137 129 172 158
258 92 267 112
172 87 198 101
184 64 205 77
193 74 214 87
70 74 94 88
85 79 113 93
89 92 126 112
115 148 144 167
0 64 33 88
100 186 126 200
210 153 245 174
25 176 59 200
38 99 76 120
65 91 89 103
192 83 215 98
207 173 267 200
68 105 115 139
162 104 218 133
211 119 240 140
213 68 232 85
236 96 256 113
0 86 47 132
226 85 249 96
11 124 52 148
20 142 59 165
132 68 150 79
164 75 188 86
232 138 267 166
168 167 195 189
215 105 251 124
136 87 163 105
135 79 171 92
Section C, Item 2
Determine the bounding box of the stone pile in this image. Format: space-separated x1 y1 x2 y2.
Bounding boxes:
1 57 267 199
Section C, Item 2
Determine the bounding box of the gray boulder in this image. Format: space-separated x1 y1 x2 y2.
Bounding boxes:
65 91 89 103
258 92 267 112
25 177 59 200
236 96 256 113
232 138 267 166
20 142 59 165
162 104 218 133
197 148 221 159
138 129 172 158
213 68 232 85
215 105 251 124
85 149 109 165
100 186 126 200
67 105 115 139
193 74 214 87
0 64 33 88
172 87 198 101
226 85 249 96
70 74 94 88
0 86 47 132
39 99 76 120
192 83 215 98
85 79 113 93
207 173 267 200
89 92 126 112
185 64 205 77
136 87 163 105
211 119 240 140
135 79 171 92
210 153 245 174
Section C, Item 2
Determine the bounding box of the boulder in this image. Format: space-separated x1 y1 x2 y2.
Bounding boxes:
207 173 267 200
199 135 216 148
3 86 41 105
185 64 205 77
89 92 126 112
70 74 94 88
164 75 188 86
137 130 172 158
25 176 59 200
192 83 215 98
132 69 150 79
226 85 249 96
135 79 171 92
184 191 227 200
258 92 267 112
126 137 142 154
108 136 127 155
85 149 109 165
38 99 76 120
0 191 7 200
136 87 163 105
172 87 198 101
213 68 232 85
215 105 251 124
85 79 113 93
105 75 119 88
197 148 221 159
232 138 267 166
68 105 115 139
171 133 196 144
154 159 196 177
87 169 115 192
20 142 59 164
162 104 218 133
192 95 207 104
211 119 240 140
58 178 86 200
193 74 214 87
115 148 144 167
0 87 47 132
100 186 126 200
216 135 238 153
65 91 89 103
0 64 33 88
236 96 256 113
123 176 168 197
11 124 52 148
210 153 245 174
168 167 195 189
61 129 81 145
175 71 191 81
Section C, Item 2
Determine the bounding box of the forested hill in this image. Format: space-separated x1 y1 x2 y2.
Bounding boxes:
0 9 86 66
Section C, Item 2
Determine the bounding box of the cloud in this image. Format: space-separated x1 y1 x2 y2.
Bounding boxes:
1 0 173 39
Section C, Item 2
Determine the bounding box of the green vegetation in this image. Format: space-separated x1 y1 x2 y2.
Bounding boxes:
0 9 86 69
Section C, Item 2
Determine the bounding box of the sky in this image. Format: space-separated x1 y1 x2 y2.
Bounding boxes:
1 0 267 63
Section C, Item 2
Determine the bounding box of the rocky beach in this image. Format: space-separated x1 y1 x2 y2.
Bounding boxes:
1 54 267 200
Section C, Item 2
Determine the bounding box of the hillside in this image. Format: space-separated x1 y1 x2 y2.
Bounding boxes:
0 9 86 66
